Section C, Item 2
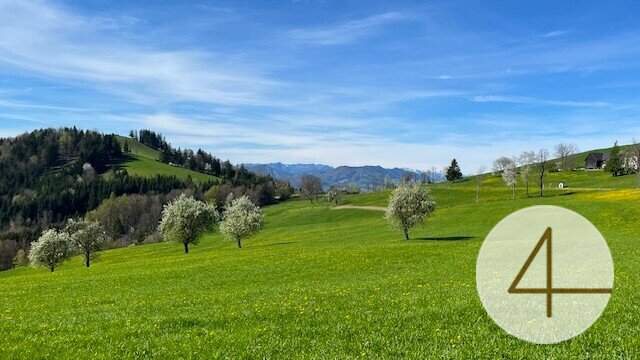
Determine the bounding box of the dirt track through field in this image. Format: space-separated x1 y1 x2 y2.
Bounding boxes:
332 205 386 212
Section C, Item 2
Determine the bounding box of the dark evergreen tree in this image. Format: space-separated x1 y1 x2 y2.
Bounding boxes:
446 158 463 181
605 141 623 176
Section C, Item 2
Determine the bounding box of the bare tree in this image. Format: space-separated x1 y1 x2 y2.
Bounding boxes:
326 187 341 205
518 151 537 197
537 149 550 197
502 159 517 200
424 167 440 184
402 172 416 184
554 143 578 170
493 156 513 174
300 175 322 202
626 139 640 183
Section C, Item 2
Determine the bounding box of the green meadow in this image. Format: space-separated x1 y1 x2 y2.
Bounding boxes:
1 170 639 358
112 136 218 183
117 154 218 183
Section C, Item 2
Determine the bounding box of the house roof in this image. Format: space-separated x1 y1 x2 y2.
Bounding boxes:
586 152 609 161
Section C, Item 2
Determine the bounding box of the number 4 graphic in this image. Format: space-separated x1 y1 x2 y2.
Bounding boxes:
508 227 612 318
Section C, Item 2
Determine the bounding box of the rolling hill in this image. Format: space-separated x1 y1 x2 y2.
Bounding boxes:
116 135 161 160
114 136 218 183
1 166 639 357
244 162 435 189
568 143 634 169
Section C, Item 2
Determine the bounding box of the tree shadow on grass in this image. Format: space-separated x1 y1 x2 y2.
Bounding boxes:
412 236 475 241
559 191 576 196
107 153 135 172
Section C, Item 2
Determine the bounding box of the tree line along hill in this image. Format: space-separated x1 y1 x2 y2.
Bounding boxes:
0 128 293 270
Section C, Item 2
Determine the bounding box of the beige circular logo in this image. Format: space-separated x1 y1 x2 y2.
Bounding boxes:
476 205 614 344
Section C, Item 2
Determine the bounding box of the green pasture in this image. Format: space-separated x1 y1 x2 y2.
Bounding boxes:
1 170 639 358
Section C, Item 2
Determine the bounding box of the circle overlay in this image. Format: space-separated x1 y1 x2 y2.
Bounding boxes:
476 205 614 344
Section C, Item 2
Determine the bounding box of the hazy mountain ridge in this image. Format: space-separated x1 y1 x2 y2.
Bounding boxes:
244 162 434 189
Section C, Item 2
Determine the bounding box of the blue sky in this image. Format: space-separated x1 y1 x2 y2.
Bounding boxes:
1 0 640 172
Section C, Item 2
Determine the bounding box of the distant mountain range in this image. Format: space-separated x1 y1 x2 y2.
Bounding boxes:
244 163 441 190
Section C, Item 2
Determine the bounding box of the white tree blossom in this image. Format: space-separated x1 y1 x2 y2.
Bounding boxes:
385 184 436 240
158 194 218 253
493 156 513 174
65 219 109 267
518 151 537 197
501 159 517 200
220 196 264 248
326 188 341 205
29 229 74 272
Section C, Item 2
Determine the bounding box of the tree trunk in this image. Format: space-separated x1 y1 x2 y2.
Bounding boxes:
403 227 409 241
236 237 242 248
184 242 189 254
85 251 90 267
525 179 529 197
512 184 515 200
49 265 54 272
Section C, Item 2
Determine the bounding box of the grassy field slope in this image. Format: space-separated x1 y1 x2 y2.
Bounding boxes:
118 154 217 183
113 135 218 183
116 135 161 160
1 170 639 358
567 143 634 169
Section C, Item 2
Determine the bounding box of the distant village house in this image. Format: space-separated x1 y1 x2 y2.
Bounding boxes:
584 153 608 169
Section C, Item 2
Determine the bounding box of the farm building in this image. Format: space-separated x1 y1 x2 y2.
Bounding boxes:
585 152 609 169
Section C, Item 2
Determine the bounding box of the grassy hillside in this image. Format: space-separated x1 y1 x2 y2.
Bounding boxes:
561 142 633 169
117 154 217 183
1 170 639 357
116 135 161 160
113 135 218 183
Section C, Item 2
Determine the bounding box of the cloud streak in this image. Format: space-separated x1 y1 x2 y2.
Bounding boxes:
1 1 640 173
0 0 278 107
471 95 610 108
288 12 411 45
542 30 570 38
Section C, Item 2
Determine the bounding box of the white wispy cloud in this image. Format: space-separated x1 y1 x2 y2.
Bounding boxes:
129 109 640 172
542 30 570 38
288 12 411 45
471 95 610 108
0 98 95 112
135 112 459 168
2 1 639 172
0 0 278 107
393 31 640 80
